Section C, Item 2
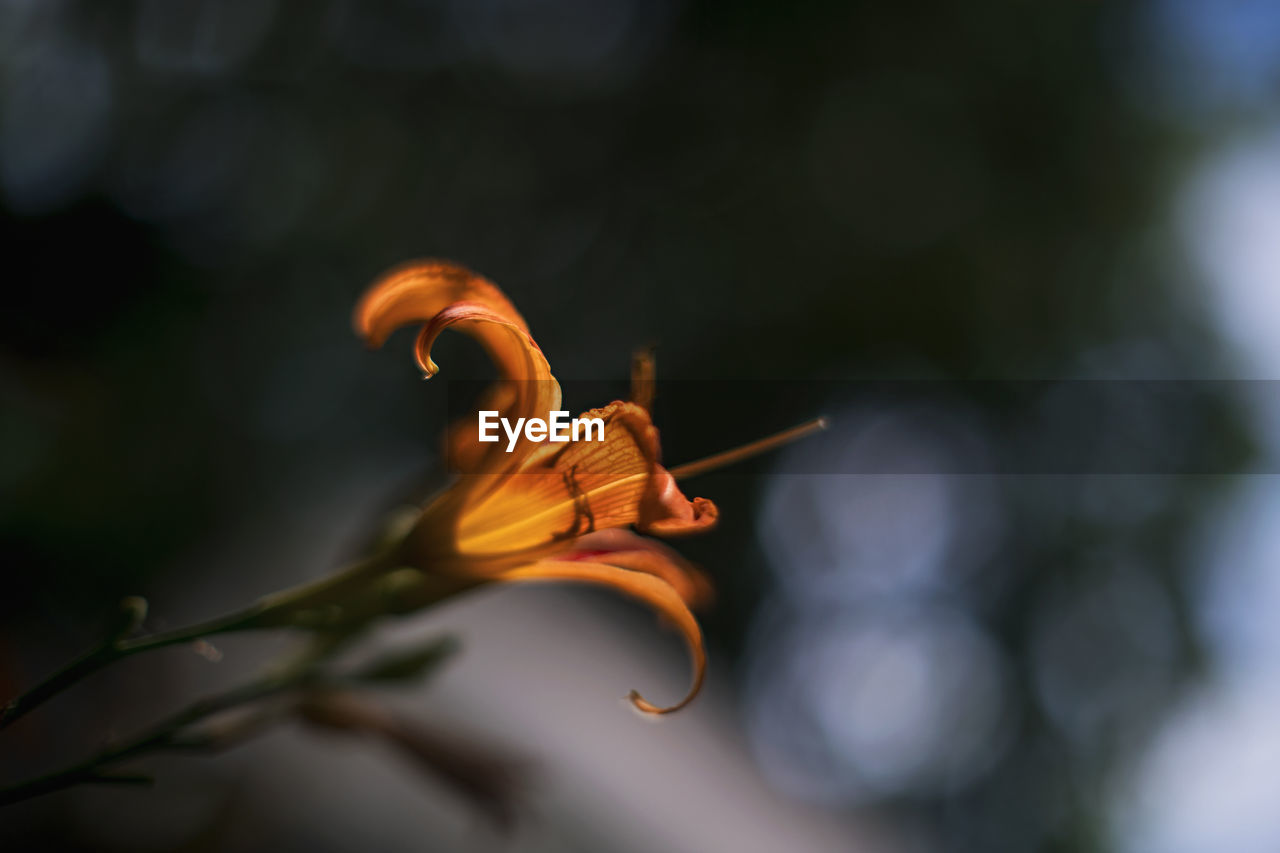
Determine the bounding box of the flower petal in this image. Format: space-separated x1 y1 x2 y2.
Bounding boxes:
356 265 717 584
500 559 707 714
443 402 715 557
563 528 713 608
410 302 550 386
423 304 562 492
354 260 562 477
354 260 528 348
641 468 719 536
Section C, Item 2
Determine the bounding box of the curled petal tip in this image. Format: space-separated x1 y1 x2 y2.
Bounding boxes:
640 468 719 536
500 560 706 715
629 689 696 715
353 259 529 350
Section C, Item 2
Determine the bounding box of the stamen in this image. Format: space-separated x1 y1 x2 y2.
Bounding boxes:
668 417 829 481
630 346 656 413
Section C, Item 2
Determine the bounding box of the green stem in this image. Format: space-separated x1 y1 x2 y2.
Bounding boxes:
0 548 401 732
0 630 457 808
0 608 264 732
0 674 293 807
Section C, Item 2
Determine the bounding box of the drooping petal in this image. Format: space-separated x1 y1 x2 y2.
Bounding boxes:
499 559 706 714
564 528 713 608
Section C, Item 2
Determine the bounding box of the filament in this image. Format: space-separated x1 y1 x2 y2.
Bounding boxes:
669 417 829 481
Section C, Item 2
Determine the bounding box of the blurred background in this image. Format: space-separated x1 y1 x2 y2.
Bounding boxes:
3 0 1280 851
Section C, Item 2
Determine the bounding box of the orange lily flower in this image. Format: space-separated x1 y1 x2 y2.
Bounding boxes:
354 260 717 713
